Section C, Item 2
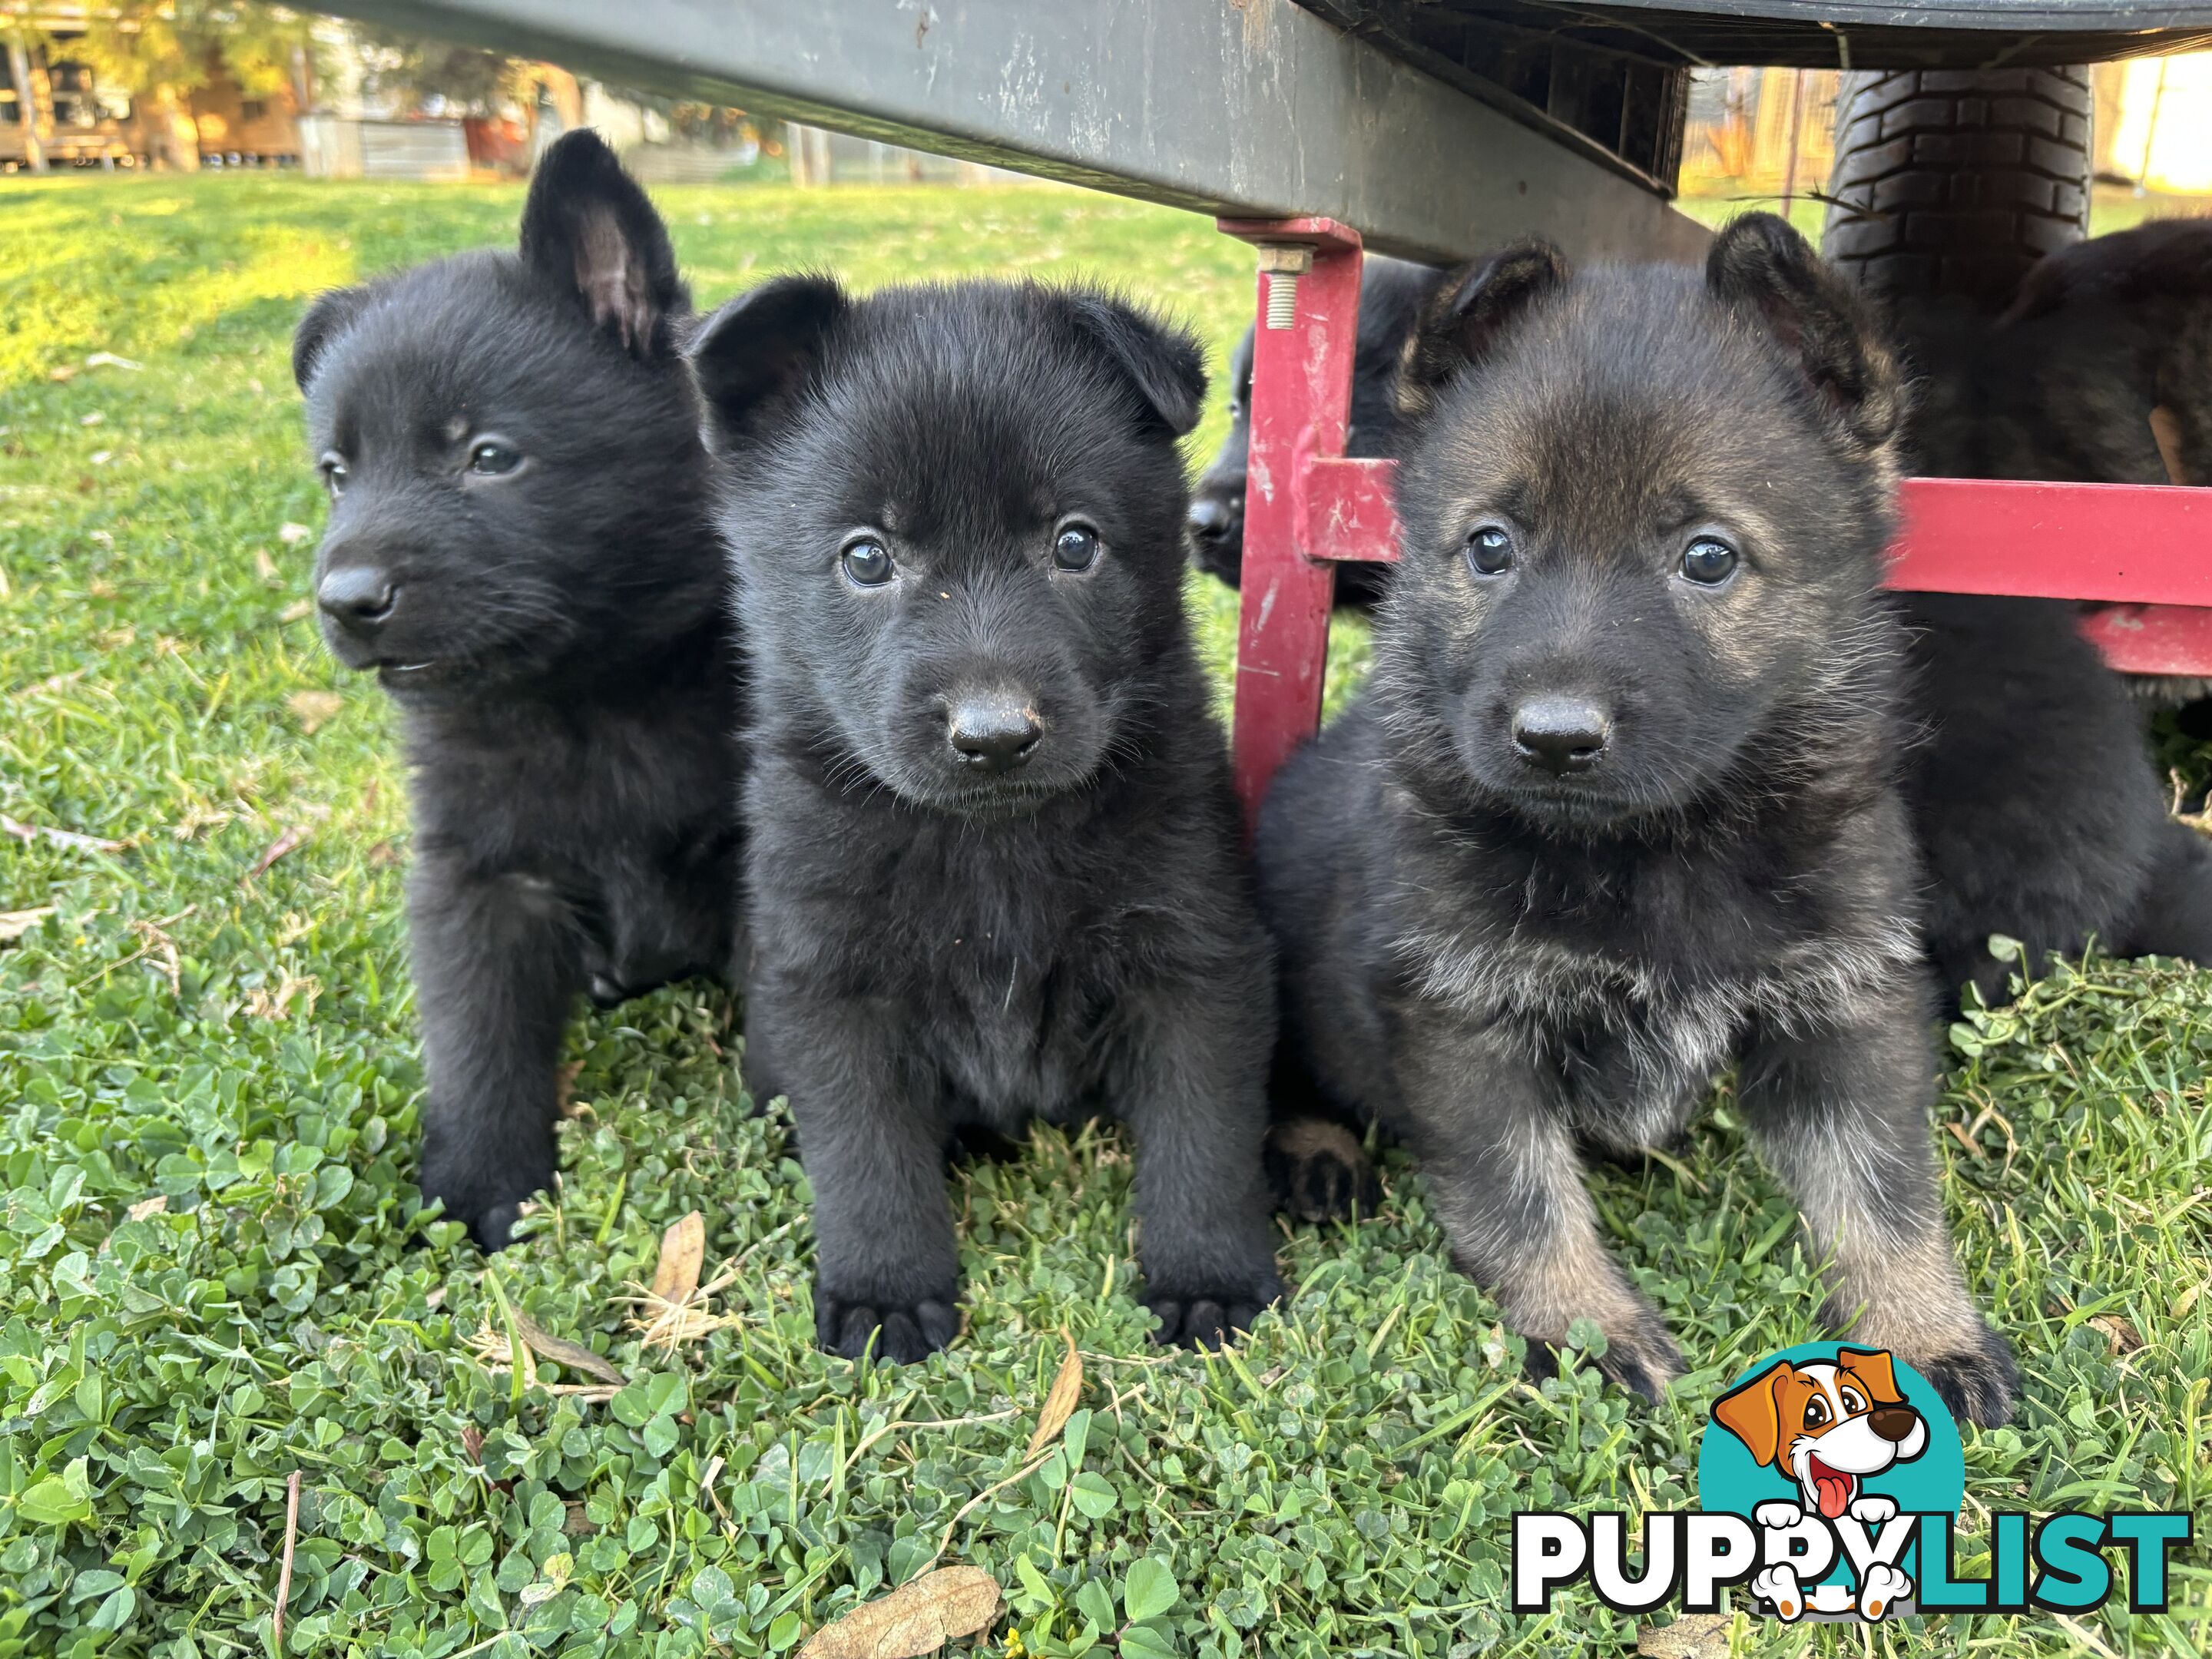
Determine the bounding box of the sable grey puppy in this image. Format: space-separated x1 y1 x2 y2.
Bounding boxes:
1256 214 2016 1426
690 276 1283 1362
293 132 740 1250
1186 256 1445 609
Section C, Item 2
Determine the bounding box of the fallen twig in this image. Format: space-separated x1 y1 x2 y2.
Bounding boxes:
273 1469 301 1652
1 813 125 854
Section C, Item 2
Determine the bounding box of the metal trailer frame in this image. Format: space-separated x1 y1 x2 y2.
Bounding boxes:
308 0 2212 816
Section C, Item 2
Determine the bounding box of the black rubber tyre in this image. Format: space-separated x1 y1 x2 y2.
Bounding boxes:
1822 67 2092 310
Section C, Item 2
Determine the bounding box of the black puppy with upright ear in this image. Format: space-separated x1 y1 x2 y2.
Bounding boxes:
1257 214 2017 1426
690 276 1284 1361
293 131 741 1250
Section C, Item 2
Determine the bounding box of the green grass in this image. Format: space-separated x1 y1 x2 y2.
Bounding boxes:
1 172 2208 1659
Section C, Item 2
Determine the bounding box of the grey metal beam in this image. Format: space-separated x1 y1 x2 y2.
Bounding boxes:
304 0 1712 267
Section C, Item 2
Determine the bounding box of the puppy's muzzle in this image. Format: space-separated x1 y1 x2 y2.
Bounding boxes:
1511 694 1611 776
946 691 1042 776
317 563 399 636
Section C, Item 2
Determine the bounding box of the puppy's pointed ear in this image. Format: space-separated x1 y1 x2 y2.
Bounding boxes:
519 128 687 358
1396 242 1569 421
1707 212 1902 452
1837 1347 1904 1406
293 285 373 392
687 274 847 440
1712 1363 1790 1468
1062 292 1207 437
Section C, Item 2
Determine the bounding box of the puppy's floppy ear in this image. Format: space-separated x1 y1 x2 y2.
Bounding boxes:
1712 1362 1791 1468
1396 242 1569 420
687 274 847 439
1706 212 1902 452
293 285 373 392
1836 1347 1904 1406
1059 291 1207 438
519 128 687 358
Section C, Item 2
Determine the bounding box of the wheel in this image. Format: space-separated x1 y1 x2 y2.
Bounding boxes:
1822 67 2091 310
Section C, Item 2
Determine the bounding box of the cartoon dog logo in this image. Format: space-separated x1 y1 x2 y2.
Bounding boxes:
1712 1346 1927 1621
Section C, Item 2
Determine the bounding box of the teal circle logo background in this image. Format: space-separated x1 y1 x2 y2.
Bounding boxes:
1696 1343 1965 1587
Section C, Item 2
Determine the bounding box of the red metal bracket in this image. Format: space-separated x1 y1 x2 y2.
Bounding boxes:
1218 221 2212 821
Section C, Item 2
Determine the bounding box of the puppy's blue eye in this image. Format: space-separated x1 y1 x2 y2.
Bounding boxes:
842 539 894 587
1681 538 1738 585
469 441 522 476
1054 524 1101 573
1465 526 1512 576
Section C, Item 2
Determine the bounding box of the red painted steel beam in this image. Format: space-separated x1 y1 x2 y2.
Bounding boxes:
1887 478 2212 604
1217 218 1364 826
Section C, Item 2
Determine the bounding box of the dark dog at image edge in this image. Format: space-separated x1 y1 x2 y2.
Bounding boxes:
293 131 741 1250
1256 214 2017 1426
1185 255 1443 610
689 275 1283 1362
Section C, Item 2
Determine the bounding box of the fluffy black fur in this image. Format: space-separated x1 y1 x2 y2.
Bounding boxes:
690 276 1283 1362
1879 219 2212 998
1256 215 2016 1426
293 131 740 1250
1185 255 1444 609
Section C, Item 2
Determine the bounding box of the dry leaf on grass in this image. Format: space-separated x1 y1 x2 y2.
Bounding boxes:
278 598 314 624
0 907 55 944
2089 1313 2144 1356
2 813 125 855
243 971 320 1022
650 1211 704 1305
796 1566 1001 1658
1637 1613 1733 1657
278 522 313 545
1025 1330 1083 1457
467 1312 627 1396
624 1210 740 1349
289 690 344 733
243 824 310 882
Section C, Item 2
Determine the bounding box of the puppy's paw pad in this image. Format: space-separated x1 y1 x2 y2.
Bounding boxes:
1750 1566 1804 1622
818 1293 959 1363
1849 1495 1898 1525
1858 1561 1912 1621
471 1201 527 1253
1911 1330 2018 1429
1264 1118 1381 1224
1144 1278 1282 1350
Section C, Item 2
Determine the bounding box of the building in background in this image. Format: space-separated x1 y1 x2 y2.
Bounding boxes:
1681 57 2210 205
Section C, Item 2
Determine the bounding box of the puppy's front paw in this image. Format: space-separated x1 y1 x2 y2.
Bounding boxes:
1899 1324 2018 1429
419 1141 549 1254
1264 1117 1381 1224
1754 1500 1805 1531
1857 1561 1912 1621
1144 1273 1285 1350
816 1288 959 1363
1750 1565 1806 1621
1849 1495 1898 1526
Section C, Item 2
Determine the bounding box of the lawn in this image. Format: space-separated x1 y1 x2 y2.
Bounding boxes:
1 171 2209 1659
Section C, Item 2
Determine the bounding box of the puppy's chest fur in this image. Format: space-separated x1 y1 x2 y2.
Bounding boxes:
752 764 1237 1128
1387 787 1919 1140
409 666 737 988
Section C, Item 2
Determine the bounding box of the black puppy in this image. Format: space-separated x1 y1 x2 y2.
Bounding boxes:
1186 255 1443 608
1257 215 2016 1426
1881 220 2212 1000
293 131 740 1250
690 276 1283 1363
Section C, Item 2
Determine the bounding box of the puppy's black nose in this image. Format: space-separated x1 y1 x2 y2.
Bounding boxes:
1869 1406 1919 1443
1187 495 1237 547
948 695 1041 775
1511 696 1610 775
318 565 396 631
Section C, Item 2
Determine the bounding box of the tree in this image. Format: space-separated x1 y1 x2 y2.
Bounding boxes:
71 0 323 168
351 28 537 119
2 4 55 169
